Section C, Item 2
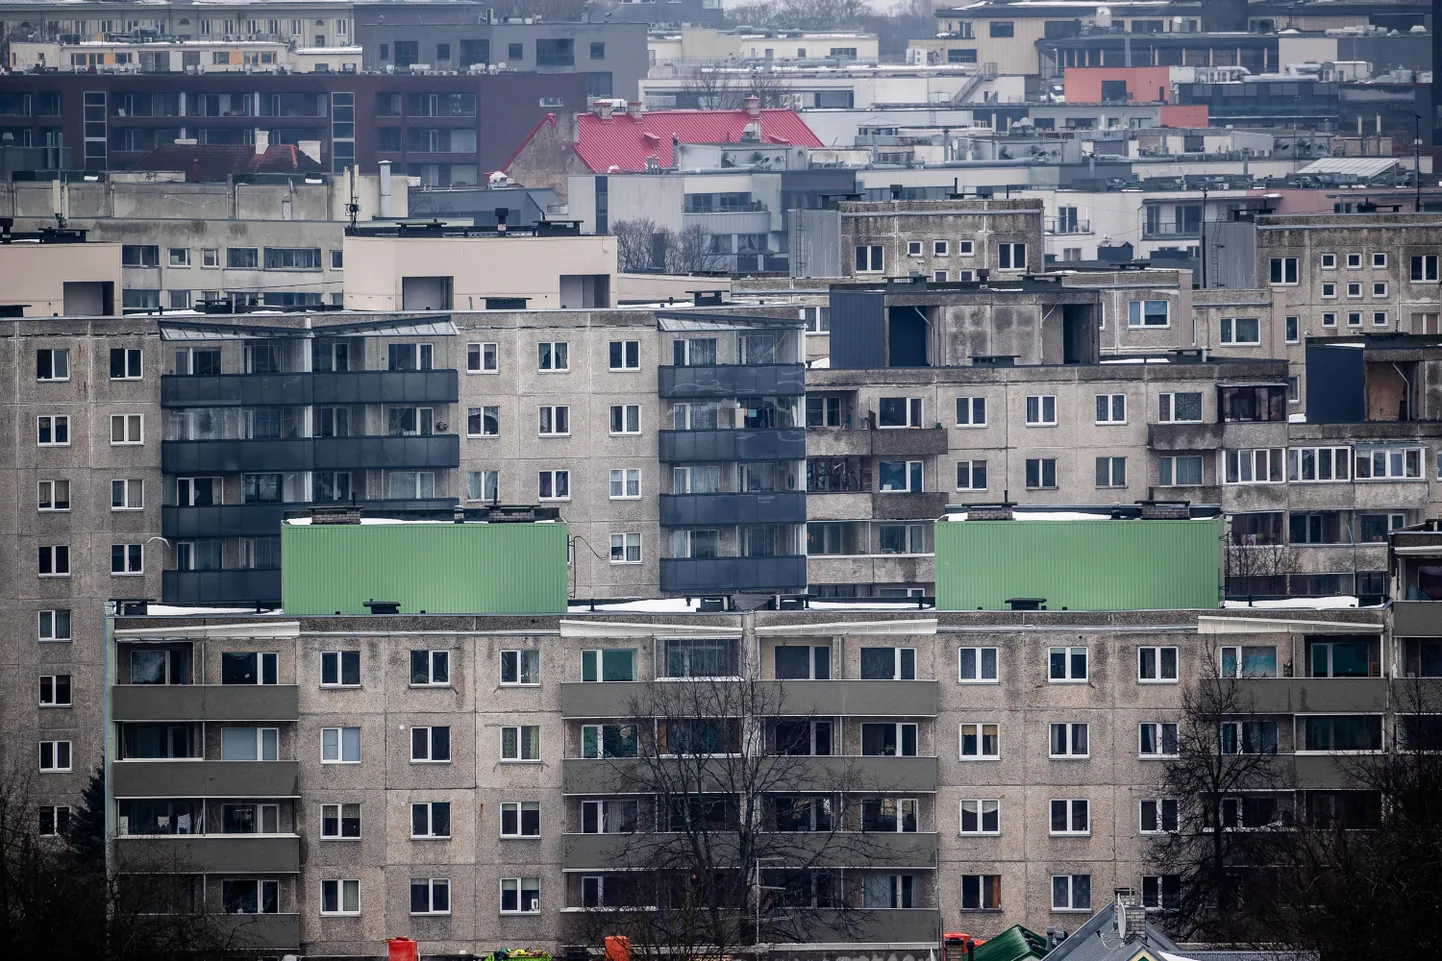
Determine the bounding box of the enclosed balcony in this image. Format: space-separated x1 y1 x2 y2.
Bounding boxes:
658 428 805 463
162 498 457 539
659 555 809 593
160 369 458 407
112 684 299 722
116 835 300 875
658 364 804 399
112 761 300 799
161 434 460 474
660 491 807 527
163 568 282 606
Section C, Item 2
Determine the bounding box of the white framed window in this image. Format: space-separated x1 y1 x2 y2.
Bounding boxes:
1268 257 1298 285
202 248 220 268
1049 647 1088 682
1025 458 1057 490
1158 391 1202 423
1373 281 1388 298
1289 375 1300 403
958 647 998 683
221 726 279 760
1354 447 1424 480
39 740 72 772
500 877 541 914
1219 317 1260 345
1348 312 1363 328
582 649 636 682
956 460 987 491
1024 394 1056 425
500 649 540 685
1373 311 1388 327
997 242 1026 270
467 342 499 373
1220 645 1279 678
410 726 451 763
609 468 641 499
37 415 70 446
878 397 924 428
1346 282 1363 298
1223 448 1284 484
1095 456 1127 488
907 240 923 257
500 801 541 837
38 479 70 512
1049 722 1089 758
1142 875 1181 911
956 396 986 427
609 404 641 435
501 725 540 762
320 879 360 916
1411 254 1438 281
39 609 71 642
1138 646 1178 682
321 726 361 763
409 650 450 686
1284 315 1299 343
1322 312 1337 327
410 879 451 916
962 874 1002 911
959 799 1000 835
321 803 361 839
1049 798 1090 835
878 460 923 493
538 470 570 500
537 341 569 371
607 339 642 370
1139 722 1179 758
111 479 144 510
958 240 974 255
320 650 360 687
39 674 72 707
36 348 70 382
934 240 950 256
1127 300 1169 327
1346 252 1362 269
1159 455 1203 486
1322 282 1337 298
467 406 499 437
582 799 639 833
111 543 143 575
38 545 70 577
802 306 830 333
1373 252 1387 268
959 722 1000 759
583 723 639 759
854 245 883 272
610 532 642 564
1095 394 1126 423
38 806 71 837
1320 253 1336 269
860 647 917 680
110 348 143 379
110 413 144 445
411 801 451 839
467 470 500 502
1140 798 1179 833
538 405 570 436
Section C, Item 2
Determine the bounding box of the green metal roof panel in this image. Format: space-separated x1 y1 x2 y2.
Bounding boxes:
281 521 569 615
935 518 1223 611
971 926 1050 961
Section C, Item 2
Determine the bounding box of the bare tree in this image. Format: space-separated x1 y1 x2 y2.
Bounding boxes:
1224 527 1298 600
741 70 796 110
612 218 661 272
666 224 721 275
682 65 740 110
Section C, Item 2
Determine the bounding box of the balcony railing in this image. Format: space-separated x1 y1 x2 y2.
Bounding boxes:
1142 222 1202 240
658 364 804 399
659 554 808 593
161 434 460 474
163 568 282 606
162 498 458 539
1045 217 1092 234
160 369 458 407
658 428 804 464
112 760 299 799
659 491 807 527
112 684 299 722
115 835 300 874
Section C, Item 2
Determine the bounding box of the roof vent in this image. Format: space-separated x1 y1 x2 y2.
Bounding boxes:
1005 597 1046 611
363 600 400 614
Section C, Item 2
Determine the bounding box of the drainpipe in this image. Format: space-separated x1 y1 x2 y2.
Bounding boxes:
378 160 392 219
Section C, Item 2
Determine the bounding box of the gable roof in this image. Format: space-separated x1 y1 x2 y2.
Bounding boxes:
1045 903 1186 961
129 143 326 181
571 108 824 172
972 926 1049 961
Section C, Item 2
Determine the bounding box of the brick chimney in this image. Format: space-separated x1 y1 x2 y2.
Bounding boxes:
967 502 1014 521
627 101 643 121
311 505 361 525
743 94 761 118
595 100 615 121
1138 500 1190 520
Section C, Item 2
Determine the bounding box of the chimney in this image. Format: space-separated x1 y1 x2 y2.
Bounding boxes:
297 139 322 163
1138 499 1190 520
627 100 643 121
378 160 392 218
495 206 509 233
253 129 269 155
596 100 615 121
1114 888 1145 941
967 502 1014 521
311 505 362 525
743 94 761 118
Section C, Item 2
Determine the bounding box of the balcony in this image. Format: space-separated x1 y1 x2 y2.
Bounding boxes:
1046 217 1092 235
560 830 937 871
871 491 949 520
657 428 805 463
659 555 808 593
115 834 299 874
809 908 941 945
163 568 282 606
221 914 300 951
1394 600 1441 637
162 498 458 539
160 369 459 407
683 209 774 236
660 491 807 527
112 761 300 799
807 427 950 458
112 684 299 722
1142 222 1201 241
1147 422 1223 450
161 434 460 473
1233 678 1388 714
561 679 937 719
658 364 804 400
561 754 937 795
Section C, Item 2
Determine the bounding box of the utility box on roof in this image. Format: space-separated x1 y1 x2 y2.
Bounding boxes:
935 513 1223 611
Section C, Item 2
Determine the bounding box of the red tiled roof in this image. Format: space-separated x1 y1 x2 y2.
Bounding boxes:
571 108 824 172
129 143 326 181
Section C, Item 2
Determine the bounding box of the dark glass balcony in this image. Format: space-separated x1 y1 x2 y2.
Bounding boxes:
871 491 949 519
659 555 808 593
163 498 458 538
658 364 804 399
160 369 458 407
116 835 299 874
112 684 299 722
112 760 299 798
161 434 460 473
660 491 806 527
163 568 282 606
658 428 805 463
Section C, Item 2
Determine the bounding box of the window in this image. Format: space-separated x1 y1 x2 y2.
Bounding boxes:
111 544 143 575
320 879 360 916
1052 875 1091 911
410 650 450 686
467 342 500 374
221 727 278 761
861 798 917 833
860 647 917 680
1289 446 1353 483
609 404 640 434
1373 311 1388 327
663 637 738 677
467 470 500 502
934 240 950 256
1140 798 1178 833
1345 252 1362 269
38 806 71 837
39 675 72 707
583 724 639 759
959 800 1000 836
1322 282 1338 299
958 240 974 255
878 460 923 493
39 740 71 772
36 349 70 382
1095 394 1126 423
1159 455 1203 487
956 396 986 426
1025 395 1056 425
609 340 640 370
500 878 541 914
1025 458 1057 489
264 247 321 270
110 414 144 445
1348 311 1363 328
121 244 160 268
863 875 916 909
1354 447 1423 480
200 248 219 268
1300 715 1382 752
1128 300 1169 327
500 801 541 837
38 480 70 512
878 397 924 428
1138 646 1178 682
956 460 987 491
1049 647 1088 682
1269 257 1298 285
1345 282 1365 299
227 247 259 269
538 341 569 371
1320 253 1336 269
1308 638 1374 678
500 650 540 685
590 41 605 59
222 879 279 915
110 348 143 380
583 799 639 834
111 479 144 510
1322 311 1337 327
582 649 636 682
467 406 500 437
38 545 70 577
409 879 450 916
1142 875 1180 911
411 726 451 763
609 469 641 500
538 470 570 500
1412 255 1438 281
321 726 362 763
907 241 924 257
610 533 642 564
501 726 540 761
1050 798 1090 835
321 803 361 839
854 245 883 272
37 415 69 446
166 247 192 269
1371 252 1386 268
321 651 360 687
1049 723 1089 758
222 652 277 685
39 610 71 642
411 802 451 839
1139 722 1179 758
1223 448 1284 484
959 722 1000 759
1095 457 1127 488
1220 720 1279 755
537 405 571 436
861 723 917 756
1219 317 1260 345
1373 281 1389 298
1157 392 1202 424
958 647 998 683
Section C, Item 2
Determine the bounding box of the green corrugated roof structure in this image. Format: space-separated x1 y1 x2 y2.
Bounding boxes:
971 926 1050 961
935 514 1223 611
281 518 569 615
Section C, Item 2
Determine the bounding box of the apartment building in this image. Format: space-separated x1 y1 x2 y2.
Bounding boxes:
0 227 119 315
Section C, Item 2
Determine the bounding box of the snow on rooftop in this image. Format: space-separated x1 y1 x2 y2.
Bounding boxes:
945 509 1211 522
134 604 281 616
1100 356 1172 364
1223 596 1363 610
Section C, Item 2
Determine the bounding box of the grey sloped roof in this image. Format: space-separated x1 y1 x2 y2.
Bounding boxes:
1044 905 1184 961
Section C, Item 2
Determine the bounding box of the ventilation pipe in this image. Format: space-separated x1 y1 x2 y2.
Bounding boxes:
378 160 392 218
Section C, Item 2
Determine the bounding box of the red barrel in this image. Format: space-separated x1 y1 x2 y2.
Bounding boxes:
605 935 631 961
388 938 420 961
